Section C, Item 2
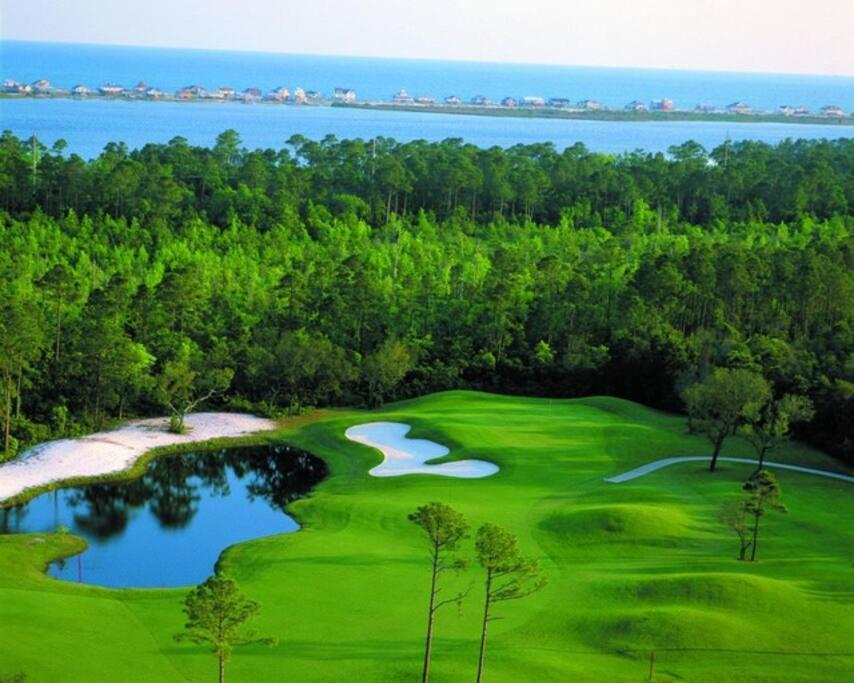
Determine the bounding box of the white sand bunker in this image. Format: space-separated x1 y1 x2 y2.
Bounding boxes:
345 422 499 478
0 413 277 503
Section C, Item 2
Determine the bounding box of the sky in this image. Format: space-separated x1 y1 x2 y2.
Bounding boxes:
1 0 852 76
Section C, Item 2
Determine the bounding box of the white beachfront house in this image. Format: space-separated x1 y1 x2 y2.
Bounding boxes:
521 96 546 107
99 83 125 96
726 101 752 114
334 87 356 102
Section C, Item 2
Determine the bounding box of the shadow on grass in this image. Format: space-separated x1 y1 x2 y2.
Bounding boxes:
163 637 467 662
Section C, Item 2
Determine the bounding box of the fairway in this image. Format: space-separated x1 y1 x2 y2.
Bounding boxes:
1 391 852 682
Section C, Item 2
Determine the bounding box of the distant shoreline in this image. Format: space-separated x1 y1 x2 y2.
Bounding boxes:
3 92 852 127
335 102 854 127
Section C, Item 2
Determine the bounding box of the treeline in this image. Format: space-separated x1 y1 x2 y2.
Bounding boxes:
0 132 852 462
4 131 852 227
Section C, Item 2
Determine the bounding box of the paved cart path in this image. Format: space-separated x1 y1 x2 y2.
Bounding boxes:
605 456 854 484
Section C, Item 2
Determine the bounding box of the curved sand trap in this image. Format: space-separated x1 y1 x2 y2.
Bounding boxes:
345 422 499 478
606 456 854 484
0 413 277 503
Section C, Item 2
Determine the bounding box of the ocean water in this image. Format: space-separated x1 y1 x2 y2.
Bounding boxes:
1 40 853 156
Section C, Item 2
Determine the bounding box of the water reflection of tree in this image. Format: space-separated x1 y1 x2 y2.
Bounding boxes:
71 488 134 538
56 445 326 540
146 456 203 529
233 445 328 509
0 505 27 534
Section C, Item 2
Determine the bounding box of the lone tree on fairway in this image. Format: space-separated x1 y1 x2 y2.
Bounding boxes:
408 502 470 683
742 469 786 562
740 394 814 470
682 368 771 472
722 497 754 561
174 575 275 683
474 523 546 683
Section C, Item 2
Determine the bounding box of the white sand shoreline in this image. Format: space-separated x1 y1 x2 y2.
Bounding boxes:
0 412 277 503
345 421 499 478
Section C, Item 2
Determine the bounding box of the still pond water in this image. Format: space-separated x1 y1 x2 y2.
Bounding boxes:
0 445 326 588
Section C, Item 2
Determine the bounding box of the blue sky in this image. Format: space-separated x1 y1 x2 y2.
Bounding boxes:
1 0 852 76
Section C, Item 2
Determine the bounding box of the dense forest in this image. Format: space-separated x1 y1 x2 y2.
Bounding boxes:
0 131 851 462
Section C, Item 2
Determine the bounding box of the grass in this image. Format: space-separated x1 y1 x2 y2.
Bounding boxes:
0 390 851 682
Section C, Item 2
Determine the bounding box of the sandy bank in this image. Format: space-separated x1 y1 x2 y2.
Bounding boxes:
0 413 277 503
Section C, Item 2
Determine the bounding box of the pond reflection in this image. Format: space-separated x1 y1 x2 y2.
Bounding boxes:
1 444 326 588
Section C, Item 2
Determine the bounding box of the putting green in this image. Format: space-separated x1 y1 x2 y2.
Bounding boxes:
1 391 852 682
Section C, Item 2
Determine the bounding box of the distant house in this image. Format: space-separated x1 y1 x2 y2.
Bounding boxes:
820 105 845 117
470 95 492 106
625 100 647 112
99 83 125 96
145 88 165 99
650 98 674 111
243 87 263 99
501 96 517 107
265 86 290 102
292 87 307 104
133 81 149 94
30 79 54 94
578 99 603 110
3 79 28 93
218 87 236 98
415 95 435 105
176 85 206 99
392 89 414 104
444 95 462 105
521 96 545 107
71 84 92 96
334 87 356 102
779 104 811 116
305 90 322 102
695 103 716 113
548 97 572 108
726 101 751 114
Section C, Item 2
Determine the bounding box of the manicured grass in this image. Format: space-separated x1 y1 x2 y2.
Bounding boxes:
1 391 852 681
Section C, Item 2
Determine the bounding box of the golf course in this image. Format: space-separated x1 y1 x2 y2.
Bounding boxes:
1 390 852 682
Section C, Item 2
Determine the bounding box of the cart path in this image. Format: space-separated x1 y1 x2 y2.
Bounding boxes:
605 456 854 484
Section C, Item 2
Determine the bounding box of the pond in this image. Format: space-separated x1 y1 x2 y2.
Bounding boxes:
0 444 327 588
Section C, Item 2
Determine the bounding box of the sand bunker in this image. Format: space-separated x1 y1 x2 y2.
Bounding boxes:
0 413 277 503
344 422 499 478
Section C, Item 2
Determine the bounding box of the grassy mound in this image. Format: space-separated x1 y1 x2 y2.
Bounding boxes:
622 573 804 611
587 606 749 651
540 503 696 544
